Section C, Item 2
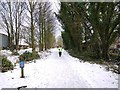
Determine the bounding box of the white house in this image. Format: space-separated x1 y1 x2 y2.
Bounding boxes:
0 29 8 50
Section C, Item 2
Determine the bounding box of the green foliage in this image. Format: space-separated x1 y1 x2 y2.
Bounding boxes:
110 54 120 61
32 51 40 60
46 31 56 49
58 2 119 61
0 56 13 72
62 31 71 49
56 36 63 47
12 51 19 55
19 51 39 62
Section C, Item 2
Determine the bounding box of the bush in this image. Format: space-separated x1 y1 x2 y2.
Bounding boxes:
12 51 19 55
19 51 39 62
33 51 40 59
0 56 13 72
68 49 103 64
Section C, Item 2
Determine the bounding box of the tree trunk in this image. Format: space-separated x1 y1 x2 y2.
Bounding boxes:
31 13 35 52
44 19 47 50
39 24 42 51
101 44 109 60
15 11 18 51
41 15 44 51
9 2 14 51
38 3 42 52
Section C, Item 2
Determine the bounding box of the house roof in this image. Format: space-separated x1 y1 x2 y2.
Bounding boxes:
0 29 8 36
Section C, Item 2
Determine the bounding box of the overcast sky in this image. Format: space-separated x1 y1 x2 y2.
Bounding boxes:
50 0 64 38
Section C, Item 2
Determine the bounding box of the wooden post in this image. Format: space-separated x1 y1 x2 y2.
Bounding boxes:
21 68 24 78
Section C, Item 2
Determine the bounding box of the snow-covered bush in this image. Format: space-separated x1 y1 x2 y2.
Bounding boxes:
18 48 32 55
19 51 39 61
0 50 12 57
0 56 13 72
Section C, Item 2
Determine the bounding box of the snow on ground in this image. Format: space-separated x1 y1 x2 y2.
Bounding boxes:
39 50 51 59
0 48 118 89
63 53 118 88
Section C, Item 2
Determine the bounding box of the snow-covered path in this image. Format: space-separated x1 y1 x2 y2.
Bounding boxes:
0 48 118 89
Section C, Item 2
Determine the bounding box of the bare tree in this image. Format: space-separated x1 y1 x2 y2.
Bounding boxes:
36 2 55 51
0 1 26 51
13 2 26 51
0 1 56 52
27 0 37 52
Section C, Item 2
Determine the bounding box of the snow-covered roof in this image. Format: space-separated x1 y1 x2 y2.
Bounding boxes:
0 29 8 36
19 39 29 46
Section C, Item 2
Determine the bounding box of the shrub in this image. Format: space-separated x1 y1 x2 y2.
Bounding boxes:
0 56 13 72
19 51 39 62
12 51 19 55
33 51 40 59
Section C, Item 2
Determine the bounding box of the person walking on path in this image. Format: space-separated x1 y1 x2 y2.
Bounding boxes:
58 46 62 57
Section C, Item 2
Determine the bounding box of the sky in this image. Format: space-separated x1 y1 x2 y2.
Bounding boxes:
50 0 64 38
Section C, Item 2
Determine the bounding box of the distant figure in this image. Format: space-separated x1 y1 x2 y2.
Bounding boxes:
58 46 62 57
